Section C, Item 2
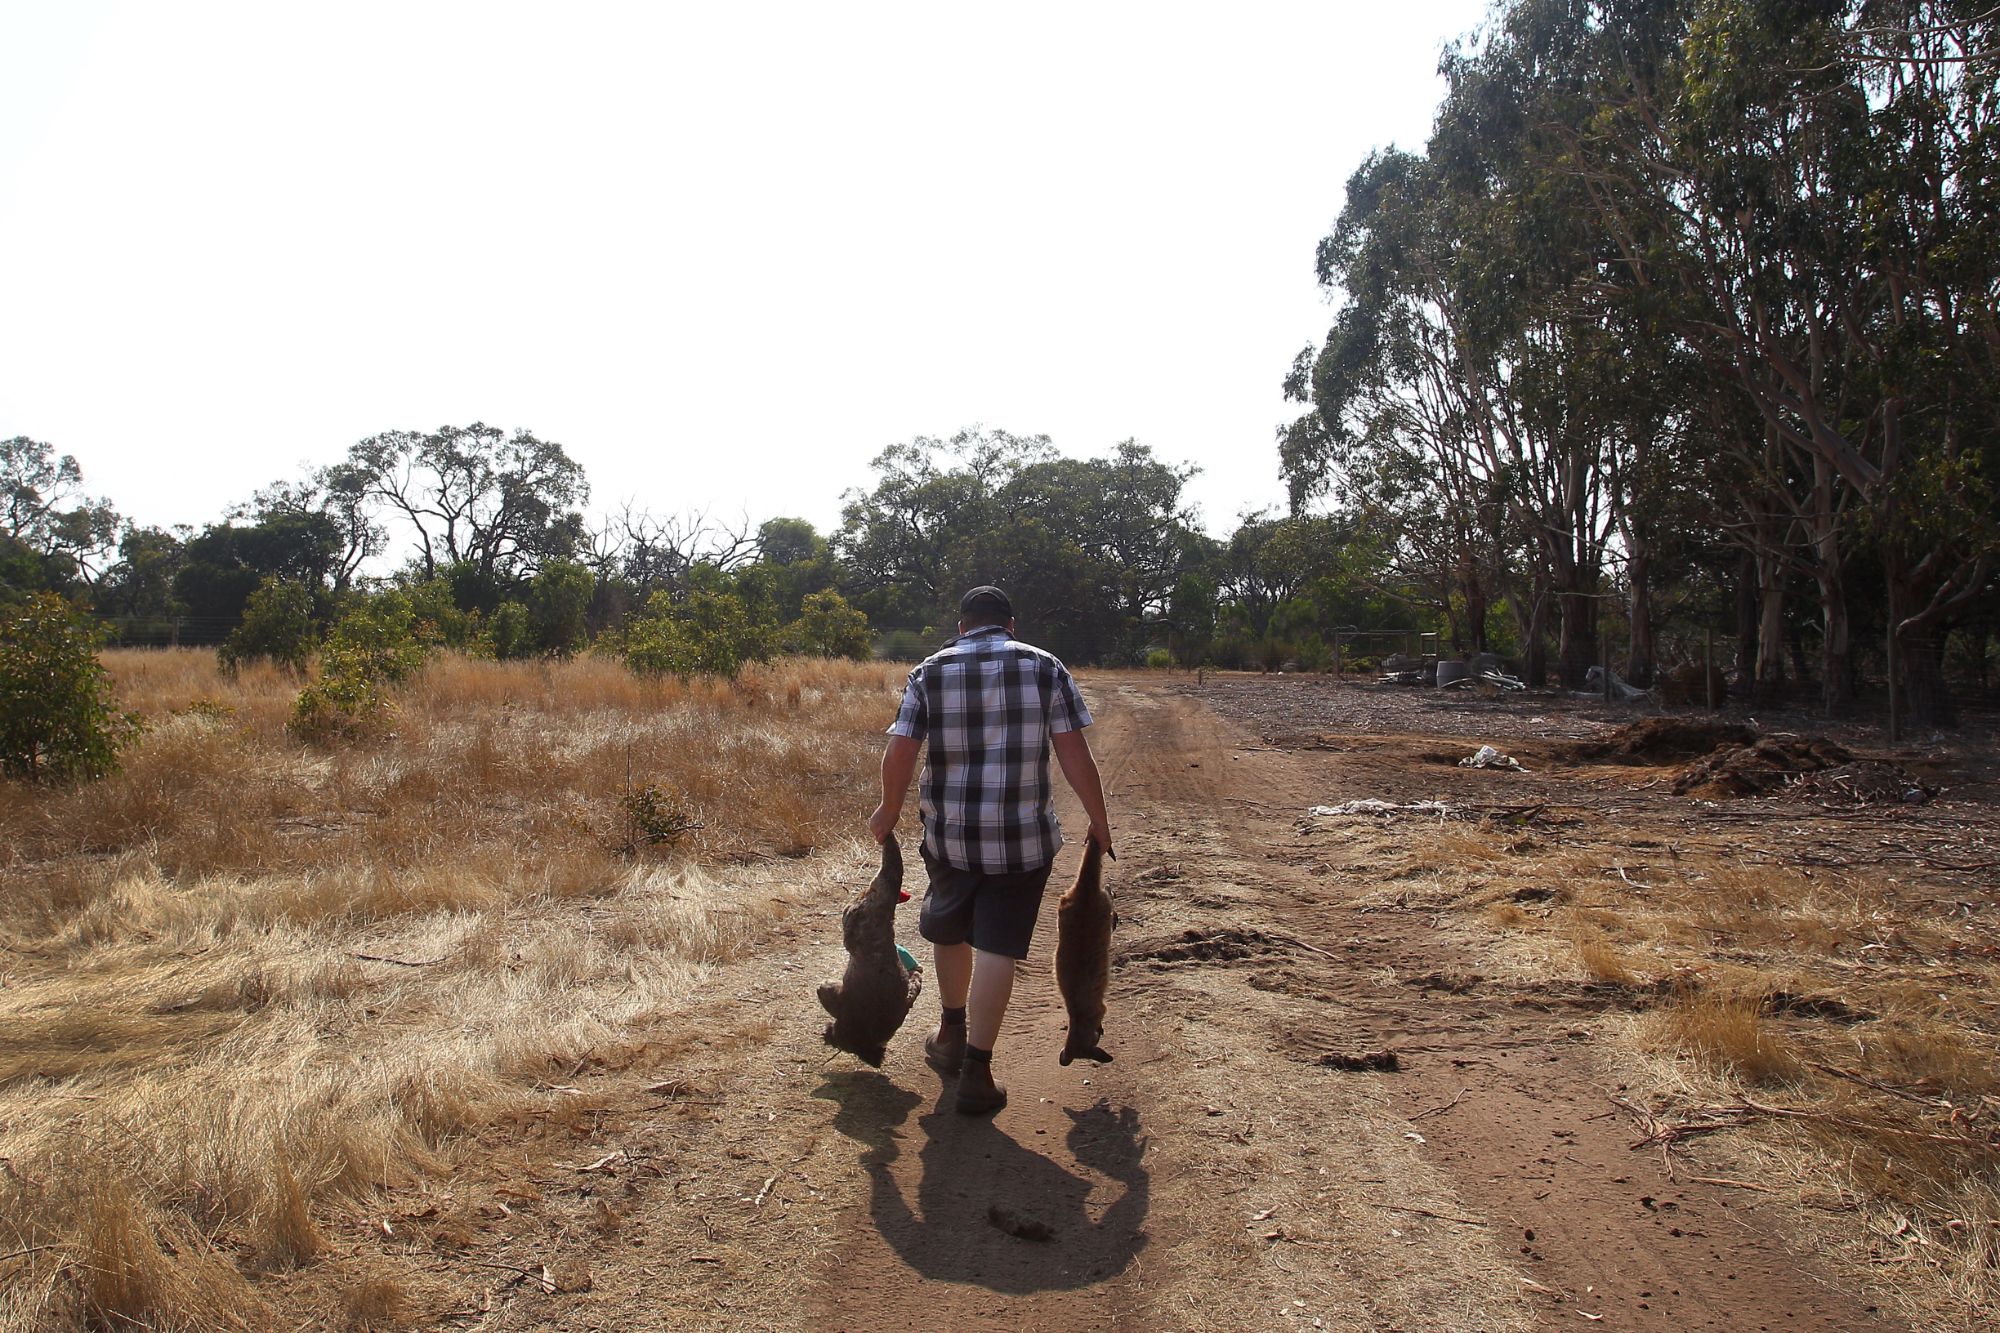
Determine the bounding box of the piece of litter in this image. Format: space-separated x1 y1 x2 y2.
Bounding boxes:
1404 1131 1426 1143
1460 745 1527 771
1252 1207 1277 1221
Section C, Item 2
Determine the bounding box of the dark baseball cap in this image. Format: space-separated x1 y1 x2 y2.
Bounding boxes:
959 585 1013 619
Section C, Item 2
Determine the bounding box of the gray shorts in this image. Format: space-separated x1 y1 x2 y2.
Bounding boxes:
916 844 1054 960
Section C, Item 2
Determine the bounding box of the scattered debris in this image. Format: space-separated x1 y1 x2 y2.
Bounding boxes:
1305 799 1453 819
1786 760 1934 806
1672 737 1856 797
1579 665 1656 703
1316 1050 1400 1072
1559 718 1759 765
1460 745 1527 772
1118 927 1271 967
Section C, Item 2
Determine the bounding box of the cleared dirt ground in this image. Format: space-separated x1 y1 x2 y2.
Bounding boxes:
246 671 1993 1332
10 668 1996 1330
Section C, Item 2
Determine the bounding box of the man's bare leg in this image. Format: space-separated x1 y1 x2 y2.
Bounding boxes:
955 949 1015 1114
925 942 973 1074
933 941 973 1011
966 949 1016 1051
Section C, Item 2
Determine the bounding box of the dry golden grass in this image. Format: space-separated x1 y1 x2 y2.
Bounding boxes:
0 649 906 1331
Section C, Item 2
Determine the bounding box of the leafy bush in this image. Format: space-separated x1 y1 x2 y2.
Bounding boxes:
487 601 533 660
219 577 317 675
1145 648 1173 669
0 593 140 783
288 593 429 743
405 577 482 649
787 589 872 659
526 560 594 657
289 660 387 744
325 591 429 685
618 782 703 854
874 628 933 662
620 589 769 678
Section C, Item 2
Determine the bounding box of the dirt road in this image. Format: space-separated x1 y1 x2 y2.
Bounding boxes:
446 674 1910 1331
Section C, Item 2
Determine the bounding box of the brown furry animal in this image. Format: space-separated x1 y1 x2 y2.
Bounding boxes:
817 834 922 1066
1055 836 1115 1066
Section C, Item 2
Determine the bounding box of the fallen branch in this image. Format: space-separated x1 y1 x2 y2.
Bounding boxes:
1809 1061 1952 1109
353 952 445 967
1267 931 1341 960
1369 1202 1487 1227
1410 1088 1471 1123
464 1259 555 1293
0 1245 55 1266
1690 1176 1774 1193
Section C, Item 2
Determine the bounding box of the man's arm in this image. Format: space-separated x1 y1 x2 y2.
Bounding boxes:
1052 728 1112 857
867 734 923 843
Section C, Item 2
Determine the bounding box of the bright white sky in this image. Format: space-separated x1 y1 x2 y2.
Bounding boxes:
1 1 1486 544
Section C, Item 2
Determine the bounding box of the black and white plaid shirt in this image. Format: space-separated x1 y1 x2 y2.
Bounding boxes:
887 625 1094 873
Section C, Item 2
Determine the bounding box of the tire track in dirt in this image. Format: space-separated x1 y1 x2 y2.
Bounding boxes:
443 675 1904 1331
806 676 1538 1332
1127 674 1903 1332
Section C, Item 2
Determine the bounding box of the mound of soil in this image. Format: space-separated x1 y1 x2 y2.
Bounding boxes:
1559 717 1760 765
1784 760 1935 807
1671 736 1856 797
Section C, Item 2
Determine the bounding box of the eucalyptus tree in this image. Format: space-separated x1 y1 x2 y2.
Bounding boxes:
1511 0 2000 720
345 423 589 584
0 437 120 592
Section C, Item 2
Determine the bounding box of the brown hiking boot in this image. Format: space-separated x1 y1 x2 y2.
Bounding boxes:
924 1024 966 1076
954 1059 1007 1115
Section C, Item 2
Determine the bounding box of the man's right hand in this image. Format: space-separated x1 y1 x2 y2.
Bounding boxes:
1088 822 1114 859
867 803 898 843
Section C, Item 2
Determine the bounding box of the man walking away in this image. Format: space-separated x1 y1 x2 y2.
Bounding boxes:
867 586 1113 1114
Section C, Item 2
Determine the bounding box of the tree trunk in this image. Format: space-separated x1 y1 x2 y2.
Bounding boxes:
1898 626 1957 728
1816 572 1853 717
1626 547 1655 688
1558 588 1597 690
1734 552 1759 688
1463 576 1489 655
1808 460 1854 717
1755 554 1787 706
1522 584 1550 686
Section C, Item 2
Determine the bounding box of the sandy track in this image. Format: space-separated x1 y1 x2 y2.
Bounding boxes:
422 674 1907 1330
802 675 1895 1330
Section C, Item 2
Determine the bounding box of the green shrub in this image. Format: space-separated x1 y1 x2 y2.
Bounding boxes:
488 601 533 660
1144 648 1173 669
874 628 933 662
527 560 595 657
325 591 429 685
289 658 387 744
620 589 769 678
287 593 429 744
0 593 140 783
618 782 703 854
788 589 872 659
405 576 481 649
219 577 317 675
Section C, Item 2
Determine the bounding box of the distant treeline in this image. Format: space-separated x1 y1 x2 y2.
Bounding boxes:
3 7 1996 721
0 425 1427 676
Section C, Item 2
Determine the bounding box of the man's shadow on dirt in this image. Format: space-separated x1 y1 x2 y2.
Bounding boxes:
814 1072 1149 1294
